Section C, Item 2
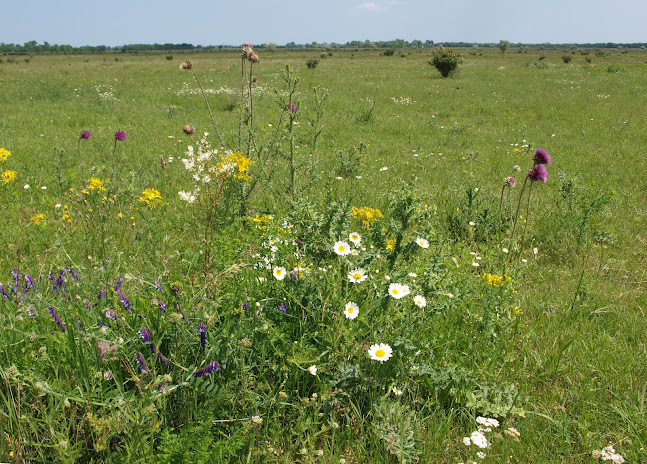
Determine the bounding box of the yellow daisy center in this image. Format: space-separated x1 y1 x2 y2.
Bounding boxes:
353 273 362 279
376 349 385 358
276 270 282 275
339 246 345 252
347 308 354 313
392 289 399 295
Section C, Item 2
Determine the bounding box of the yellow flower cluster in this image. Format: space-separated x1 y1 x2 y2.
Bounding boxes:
217 151 253 181
249 214 273 229
482 273 513 287
87 177 106 191
30 214 46 225
351 206 383 228
1 170 17 183
0 148 10 162
139 188 163 208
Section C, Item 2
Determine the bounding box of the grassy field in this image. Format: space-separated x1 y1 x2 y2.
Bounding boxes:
1 47 646 463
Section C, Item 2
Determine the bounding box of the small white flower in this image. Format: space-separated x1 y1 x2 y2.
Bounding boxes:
472 262 480 267
335 176 343 180
308 365 317 376
470 431 489 449
408 272 418 277
344 302 359 319
533 247 538 255
333 241 351 256
380 166 388 171
414 295 427 308
348 268 367 283
41 186 47 190
522 258 528 263
462 437 471 446
469 221 476 226
392 386 403 396
251 415 263 424
416 237 429 248
273 267 287 280
349 232 361 246
476 451 486 459
447 293 454 298
388 283 409 299
502 247 509 253
55 203 62 208
24 184 30 189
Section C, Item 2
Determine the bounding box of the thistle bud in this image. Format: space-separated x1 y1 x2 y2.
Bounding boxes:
183 124 195 135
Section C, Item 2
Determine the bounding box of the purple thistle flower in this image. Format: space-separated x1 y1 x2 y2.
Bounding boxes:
533 148 551 165
139 328 152 343
80 130 92 139
506 176 516 187
47 305 66 332
136 352 149 373
105 310 118 321
252 75 258 82
114 130 127 141
528 164 548 183
193 361 220 377
286 103 296 113
279 302 287 314
199 322 206 350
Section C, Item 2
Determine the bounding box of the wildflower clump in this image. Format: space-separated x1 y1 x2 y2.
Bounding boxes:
481 272 512 287
2 170 17 183
351 206 383 228
218 151 253 181
0 148 10 162
139 188 163 208
30 214 46 225
87 177 107 192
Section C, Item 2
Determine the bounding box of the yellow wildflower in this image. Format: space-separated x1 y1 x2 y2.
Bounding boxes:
351 206 383 228
1 170 17 183
513 306 523 316
386 239 396 251
139 188 163 208
117 212 123 218
30 214 46 225
87 177 106 191
481 273 513 287
0 148 11 162
218 151 254 181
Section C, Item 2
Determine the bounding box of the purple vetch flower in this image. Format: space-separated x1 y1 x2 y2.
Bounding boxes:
528 164 548 183
116 288 132 312
136 352 149 373
98 288 106 299
533 148 551 165
243 302 249 312
26 306 36 318
138 329 152 343
193 361 220 377
199 322 206 350
291 271 298 282
25 274 36 293
83 299 91 310
155 279 163 292
105 310 118 321
47 305 66 332
176 305 190 325
157 352 172 368
11 268 21 285
158 300 166 313
157 384 169 393
279 302 287 314
286 103 296 113
115 275 123 291
0 283 8 299
67 268 81 281
80 130 92 139
114 130 127 142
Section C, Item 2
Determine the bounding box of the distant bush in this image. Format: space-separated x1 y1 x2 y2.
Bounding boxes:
429 46 462 78
166 55 173 60
596 50 606 57
320 53 327 59
383 49 395 56
585 57 592 63
607 63 621 73
306 58 319 69
580 50 590 55
562 55 572 64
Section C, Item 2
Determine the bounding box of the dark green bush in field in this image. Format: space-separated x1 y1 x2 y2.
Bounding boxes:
383 49 395 56
429 46 462 78
562 55 572 63
306 58 319 69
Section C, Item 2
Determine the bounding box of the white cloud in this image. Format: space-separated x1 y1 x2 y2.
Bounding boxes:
357 2 386 11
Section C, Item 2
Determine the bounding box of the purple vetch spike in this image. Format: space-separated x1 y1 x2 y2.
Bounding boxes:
158 300 166 313
115 275 123 291
193 361 220 377
157 352 172 369
47 305 66 332
138 328 152 343
243 302 249 312
98 288 106 299
157 384 169 393
176 305 190 325
25 274 36 294
26 306 36 318
199 322 206 350
155 279 163 292
279 302 287 314
11 268 21 285
116 288 132 312
0 283 8 299
55 270 67 292
291 270 298 281
67 268 81 281
136 352 149 373
83 299 91 310
105 310 117 321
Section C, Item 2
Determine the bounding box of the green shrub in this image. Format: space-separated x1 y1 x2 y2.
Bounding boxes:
306 58 319 69
383 49 395 56
429 46 462 78
585 56 592 63
562 55 572 64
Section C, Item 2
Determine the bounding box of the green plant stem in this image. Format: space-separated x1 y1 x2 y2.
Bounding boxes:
191 68 225 148
508 175 529 262
517 181 534 261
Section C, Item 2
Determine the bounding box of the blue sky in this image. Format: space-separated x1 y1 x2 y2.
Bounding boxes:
3 0 646 46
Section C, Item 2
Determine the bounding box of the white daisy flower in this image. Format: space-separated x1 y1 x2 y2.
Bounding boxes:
348 268 368 283
344 302 359 319
308 365 317 376
333 241 351 256
416 237 429 248
392 386 403 396
368 343 393 362
351 249 360 256
388 283 410 299
349 232 361 246
414 295 427 308
273 267 287 280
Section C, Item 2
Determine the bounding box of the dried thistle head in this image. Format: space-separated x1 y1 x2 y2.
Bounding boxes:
247 52 259 64
179 60 192 70
183 124 195 135
96 340 118 361
242 43 253 58
160 156 168 169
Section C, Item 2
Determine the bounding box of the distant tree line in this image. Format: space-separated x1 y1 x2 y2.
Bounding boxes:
2 39 646 55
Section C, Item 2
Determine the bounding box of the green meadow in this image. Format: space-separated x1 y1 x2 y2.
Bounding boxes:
0 47 646 463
